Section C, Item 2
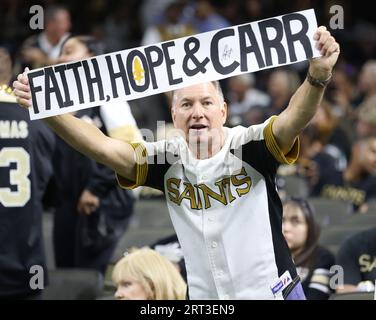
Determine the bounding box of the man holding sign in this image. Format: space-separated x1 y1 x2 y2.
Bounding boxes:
14 21 339 299
25 9 322 120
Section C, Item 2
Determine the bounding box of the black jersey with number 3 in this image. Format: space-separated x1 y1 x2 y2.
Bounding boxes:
0 98 55 298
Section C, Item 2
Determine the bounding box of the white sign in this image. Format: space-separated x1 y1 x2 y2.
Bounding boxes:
27 9 319 120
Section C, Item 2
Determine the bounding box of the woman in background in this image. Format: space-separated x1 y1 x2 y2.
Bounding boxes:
112 247 187 300
282 198 335 300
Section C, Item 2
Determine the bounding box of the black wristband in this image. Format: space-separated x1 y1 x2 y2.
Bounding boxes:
306 72 332 88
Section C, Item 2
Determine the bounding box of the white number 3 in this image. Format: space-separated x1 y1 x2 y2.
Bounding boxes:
0 147 31 207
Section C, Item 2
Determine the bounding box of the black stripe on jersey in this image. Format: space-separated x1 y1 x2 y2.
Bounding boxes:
264 170 298 286
231 139 298 288
145 151 177 191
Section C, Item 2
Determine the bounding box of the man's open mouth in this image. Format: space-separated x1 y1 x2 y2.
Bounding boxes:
189 124 208 130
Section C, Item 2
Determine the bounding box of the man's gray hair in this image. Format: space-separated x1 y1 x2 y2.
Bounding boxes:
171 80 225 107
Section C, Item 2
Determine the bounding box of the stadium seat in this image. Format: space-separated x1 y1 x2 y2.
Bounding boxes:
96 280 116 300
277 175 310 199
308 197 353 227
342 213 376 228
130 198 173 229
319 225 369 255
42 211 56 270
329 292 374 300
42 268 104 300
96 295 115 300
112 227 176 262
111 198 175 263
365 201 376 214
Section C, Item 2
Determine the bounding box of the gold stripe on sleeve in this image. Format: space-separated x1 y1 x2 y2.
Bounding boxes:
263 116 300 165
116 142 148 189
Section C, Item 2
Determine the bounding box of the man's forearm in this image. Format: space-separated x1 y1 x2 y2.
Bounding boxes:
44 113 137 181
273 66 331 154
279 77 326 143
45 113 109 162
271 26 339 154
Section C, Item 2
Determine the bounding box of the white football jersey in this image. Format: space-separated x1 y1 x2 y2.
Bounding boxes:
117 116 301 299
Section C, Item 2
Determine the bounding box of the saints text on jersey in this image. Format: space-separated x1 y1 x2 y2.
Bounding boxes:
166 166 252 209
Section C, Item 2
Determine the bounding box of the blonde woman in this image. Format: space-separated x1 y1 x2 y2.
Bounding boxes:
112 247 186 300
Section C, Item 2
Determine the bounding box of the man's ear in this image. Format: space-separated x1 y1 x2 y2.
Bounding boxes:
171 105 176 124
222 102 228 125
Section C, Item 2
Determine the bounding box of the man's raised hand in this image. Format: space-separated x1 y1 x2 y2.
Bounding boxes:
13 67 32 108
309 26 340 80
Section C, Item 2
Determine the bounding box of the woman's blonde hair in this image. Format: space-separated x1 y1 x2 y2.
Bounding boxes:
112 247 186 300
